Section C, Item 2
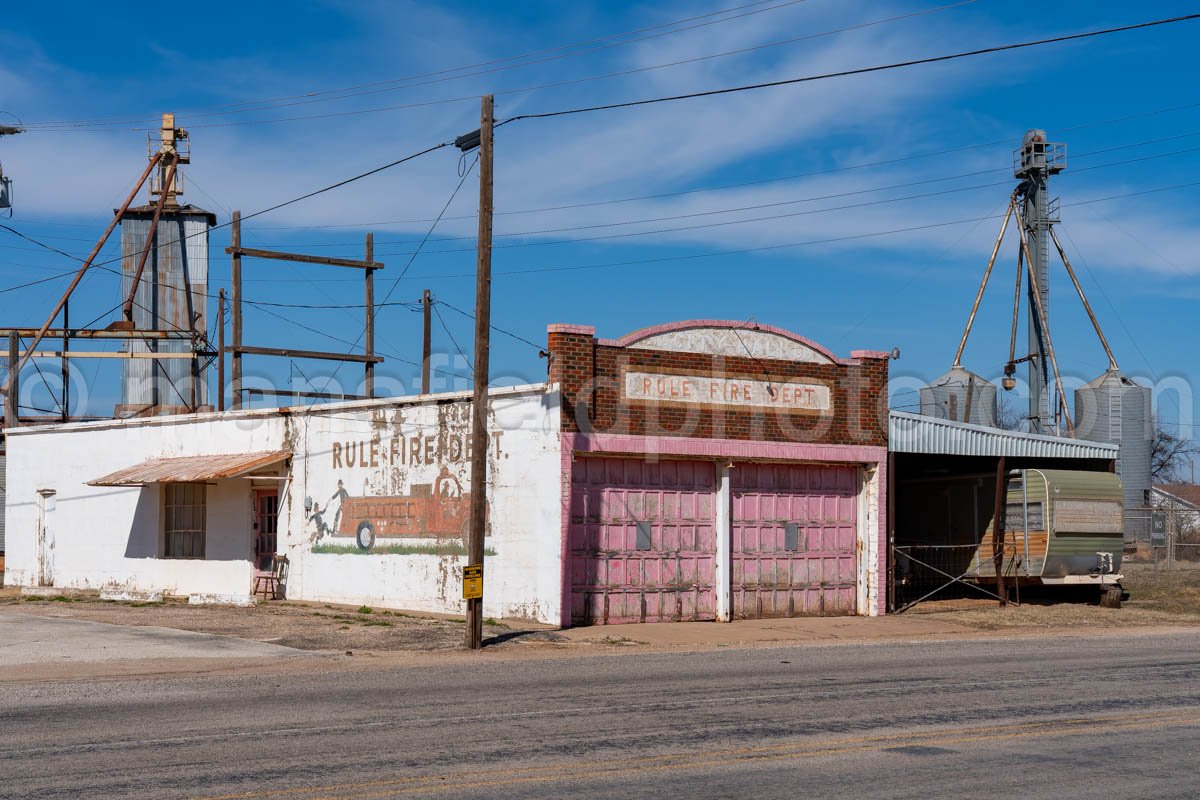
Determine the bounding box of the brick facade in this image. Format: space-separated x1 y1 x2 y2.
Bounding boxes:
547 322 888 448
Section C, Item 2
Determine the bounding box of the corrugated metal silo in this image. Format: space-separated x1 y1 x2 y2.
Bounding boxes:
1074 369 1152 540
920 367 998 427
118 205 215 413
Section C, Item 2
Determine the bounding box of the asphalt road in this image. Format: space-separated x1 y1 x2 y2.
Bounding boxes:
2 631 1198 799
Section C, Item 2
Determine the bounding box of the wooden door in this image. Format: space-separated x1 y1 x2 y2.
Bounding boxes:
253 489 279 571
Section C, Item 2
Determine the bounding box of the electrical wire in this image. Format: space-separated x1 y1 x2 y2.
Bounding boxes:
0 140 455 309
310 154 479 398
432 302 472 370
499 14 1200 125
9 143 1195 308
18 101 1200 237
434 298 544 352
365 144 1200 257
242 117 1200 234
407 179 1200 281
251 300 472 383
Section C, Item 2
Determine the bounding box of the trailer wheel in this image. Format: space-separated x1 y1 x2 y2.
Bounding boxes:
355 521 375 551
1100 586 1122 609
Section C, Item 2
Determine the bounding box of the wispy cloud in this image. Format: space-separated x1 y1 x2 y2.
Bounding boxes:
4 0 1199 285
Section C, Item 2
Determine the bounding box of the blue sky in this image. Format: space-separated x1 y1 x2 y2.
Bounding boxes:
1 0 1198 437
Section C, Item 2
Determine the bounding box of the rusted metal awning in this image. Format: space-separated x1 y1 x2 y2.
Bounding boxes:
89 451 290 486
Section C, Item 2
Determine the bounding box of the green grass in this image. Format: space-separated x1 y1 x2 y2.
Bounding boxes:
312 543 498 557
357 605 373 614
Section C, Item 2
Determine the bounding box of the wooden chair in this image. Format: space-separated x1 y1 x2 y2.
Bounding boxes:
253 554 290 600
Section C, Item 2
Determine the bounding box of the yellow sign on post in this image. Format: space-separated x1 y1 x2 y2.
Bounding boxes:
463 564 483 600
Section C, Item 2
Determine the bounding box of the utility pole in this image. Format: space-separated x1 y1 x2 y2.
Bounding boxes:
231 211 243 410
465 95 494 651
421 289 432 394
217 288 226 412
364 233 375 398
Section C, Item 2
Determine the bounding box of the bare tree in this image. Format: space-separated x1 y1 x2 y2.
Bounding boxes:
1151 421 1200 483
995 391 1025 432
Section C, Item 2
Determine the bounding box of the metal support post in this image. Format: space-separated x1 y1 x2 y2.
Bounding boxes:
5 332 19 429
992 456 1009 606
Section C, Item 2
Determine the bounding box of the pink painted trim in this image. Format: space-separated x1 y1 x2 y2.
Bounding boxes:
559 437 574 628
875 456 888 617
563 431 886 465
850 349 891 360
547 323 596 336
597 319 847 364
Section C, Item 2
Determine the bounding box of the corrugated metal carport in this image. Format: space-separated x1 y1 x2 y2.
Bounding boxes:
888 411 1119 610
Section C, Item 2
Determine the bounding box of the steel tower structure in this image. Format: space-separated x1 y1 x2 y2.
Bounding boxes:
1014 130 1065 433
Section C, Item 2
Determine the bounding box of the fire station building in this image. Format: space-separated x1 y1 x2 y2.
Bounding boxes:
3 319 889 627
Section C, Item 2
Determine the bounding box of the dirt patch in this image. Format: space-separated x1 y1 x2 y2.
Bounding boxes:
905 562 1200 630
0 588 565 652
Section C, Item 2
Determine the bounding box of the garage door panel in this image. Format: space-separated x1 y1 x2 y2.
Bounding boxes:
570 457 717 625
732 462 858 618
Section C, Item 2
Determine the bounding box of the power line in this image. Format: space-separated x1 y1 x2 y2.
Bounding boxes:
311 154 479 398
0 220 430 316
20 0 813 130
499 14 1200 125
366 144 1200 255
241 110 1200 233
432 302 472 370
0 140 455 309
13 147 1187 305
17 101 1200 237
410 179 1200 280
435 298 545 351
247 301 473 384
244 298 424 311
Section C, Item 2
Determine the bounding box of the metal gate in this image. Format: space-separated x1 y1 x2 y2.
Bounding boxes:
731 463 858 617
568 457 717 625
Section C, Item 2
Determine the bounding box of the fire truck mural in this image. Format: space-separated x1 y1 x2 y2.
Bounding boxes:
305 405 500 552
308 470 491 551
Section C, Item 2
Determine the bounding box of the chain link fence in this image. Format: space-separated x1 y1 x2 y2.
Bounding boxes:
1122 507 1200 586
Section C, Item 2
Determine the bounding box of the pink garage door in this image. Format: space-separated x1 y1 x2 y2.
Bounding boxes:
732 463 858 617
569 457 717 625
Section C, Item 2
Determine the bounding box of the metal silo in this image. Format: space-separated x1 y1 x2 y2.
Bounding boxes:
920 367 998 427
1075 369 1152 540
118 204 215 414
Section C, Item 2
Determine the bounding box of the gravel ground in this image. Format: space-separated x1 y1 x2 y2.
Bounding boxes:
5 561 1198 650
0 589 562 652
907 560 1200 629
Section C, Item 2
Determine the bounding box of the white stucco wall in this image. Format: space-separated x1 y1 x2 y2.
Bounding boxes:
286 387 563 623
3 413 283 597
3 385 563 623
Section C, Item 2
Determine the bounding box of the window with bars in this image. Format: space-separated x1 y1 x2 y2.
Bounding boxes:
164 483 206 559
